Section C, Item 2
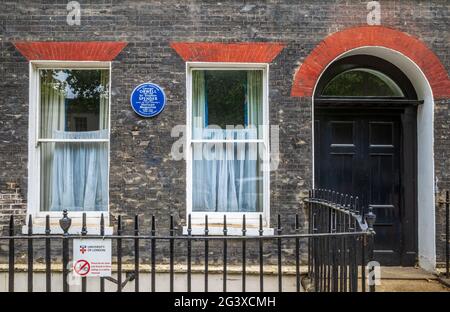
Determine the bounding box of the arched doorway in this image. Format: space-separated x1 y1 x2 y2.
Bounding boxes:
313 55 422 266
291 26 450 270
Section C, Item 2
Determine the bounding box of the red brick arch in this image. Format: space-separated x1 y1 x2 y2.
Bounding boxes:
291 26 450 98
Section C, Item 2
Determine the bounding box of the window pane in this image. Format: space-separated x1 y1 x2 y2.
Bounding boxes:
322 68 404 97
40 137 108 211
39 69 109 138
192 70 263 139
206 70 246 128
192 141 263 212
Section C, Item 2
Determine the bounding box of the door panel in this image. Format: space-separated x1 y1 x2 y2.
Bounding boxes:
367 119 401 264
315 110 405 265
328 154 355 195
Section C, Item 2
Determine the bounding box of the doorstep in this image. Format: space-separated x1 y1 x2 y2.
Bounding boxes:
379 266 438 280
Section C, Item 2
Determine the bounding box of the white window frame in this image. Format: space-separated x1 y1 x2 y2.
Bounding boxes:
185 62 272 233
26 61 112 233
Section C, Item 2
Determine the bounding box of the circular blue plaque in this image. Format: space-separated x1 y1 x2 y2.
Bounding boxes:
130 82 166 117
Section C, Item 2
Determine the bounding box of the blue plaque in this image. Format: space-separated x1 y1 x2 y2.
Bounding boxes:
130 82 166 117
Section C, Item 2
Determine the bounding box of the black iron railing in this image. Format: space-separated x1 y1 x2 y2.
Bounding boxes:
1 189 376 292
305 189 376 292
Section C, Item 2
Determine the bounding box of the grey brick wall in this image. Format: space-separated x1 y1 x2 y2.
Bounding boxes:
0 1 448 263
435 99 450 264
0 183 26 235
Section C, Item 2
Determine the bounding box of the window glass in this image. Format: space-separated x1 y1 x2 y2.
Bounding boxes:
192 70 263 139
322 68 404 97
192 142 263 212
191 69 264 213
39 69 109 212
205 70 246 128
39 69 109 138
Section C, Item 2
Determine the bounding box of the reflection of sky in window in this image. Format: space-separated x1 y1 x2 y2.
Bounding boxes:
53 70 106 100
54 70 76 99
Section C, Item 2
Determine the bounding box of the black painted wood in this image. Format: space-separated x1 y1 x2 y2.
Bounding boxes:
315 108 417 266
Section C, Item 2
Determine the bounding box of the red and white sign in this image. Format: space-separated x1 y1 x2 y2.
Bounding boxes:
74 259 90 276
73 239 112 277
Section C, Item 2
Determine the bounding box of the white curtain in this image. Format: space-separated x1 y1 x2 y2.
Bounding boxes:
50 130 108 211
246 71 263 135
192 71 207 138
40 82 66 212
192 70 262 212
99 71 109 129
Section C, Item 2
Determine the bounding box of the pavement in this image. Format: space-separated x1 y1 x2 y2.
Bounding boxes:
376 266 450 292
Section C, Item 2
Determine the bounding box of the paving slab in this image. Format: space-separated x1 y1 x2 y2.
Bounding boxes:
380 266 438 280
376 279 449 292
377 267 449 292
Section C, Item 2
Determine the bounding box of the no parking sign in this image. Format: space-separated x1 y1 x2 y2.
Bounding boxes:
74 259 91 276
73 239 112 277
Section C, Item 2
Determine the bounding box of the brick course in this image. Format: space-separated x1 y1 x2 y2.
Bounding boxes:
13 41 127 61
170 42 285 63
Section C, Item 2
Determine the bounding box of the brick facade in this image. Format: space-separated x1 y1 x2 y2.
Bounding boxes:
0 1 448 265
435 98 450 264
0 183 26 235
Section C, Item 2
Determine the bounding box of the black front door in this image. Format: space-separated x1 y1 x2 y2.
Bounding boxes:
315 108 416 266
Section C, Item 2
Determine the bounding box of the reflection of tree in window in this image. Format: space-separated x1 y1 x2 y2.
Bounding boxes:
65 70 104 131
205 71 246 128
40 69 109 132
322 68 404 97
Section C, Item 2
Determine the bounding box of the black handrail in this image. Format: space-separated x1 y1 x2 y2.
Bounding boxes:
304 189 376 292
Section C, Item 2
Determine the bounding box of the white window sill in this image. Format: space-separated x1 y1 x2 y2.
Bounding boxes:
182 226 274 236
22 225 114 235
21 217 113 235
